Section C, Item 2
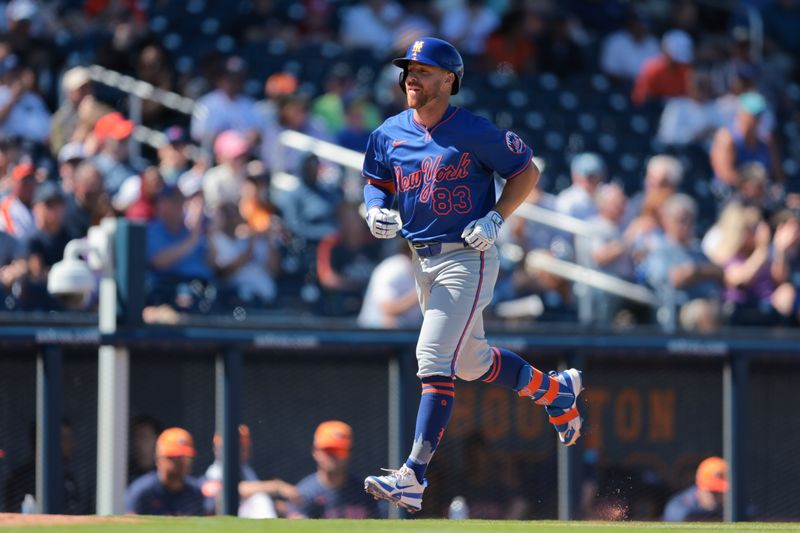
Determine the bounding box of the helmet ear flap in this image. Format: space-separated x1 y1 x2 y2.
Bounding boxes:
398 70 407 94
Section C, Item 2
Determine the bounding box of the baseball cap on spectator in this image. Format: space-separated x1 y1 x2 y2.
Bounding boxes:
738 92 766 116
213 130 249 160
62 66 91 92
11 162 35 181
223 56 247 76
696 456 728 493
571 152 606 179
662 29 693 64
6 0 38 22
163 125 189 146
265 72 298 98
314 420 352 459
33 181 65 205
57 142 87 164
94 112 134 142
156 427 196 458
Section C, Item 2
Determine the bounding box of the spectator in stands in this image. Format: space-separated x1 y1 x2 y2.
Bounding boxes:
656 71 719 148
50 66 93 155
26 181 73 283
503 166 557 253
483 9 537 75
128 415 161 483
126 167 165 222
190 56 260 151
278 153 340 246
146 185 216 286
600 9 660 83
715 65 775 141
201 130 251 211
536 11 584 79
554 153 606 220
288 421 383 519
623 186 672 267
623 155 683 229
0 162 37 243
261 93 330 174
340 0 404 51
63 161 110 239
336 99 374 153
357 242 421 329
211 201 280 306
640 194 723 329
710 92 784 196
586 184 635 323
588 184 633 280
727 162 773 212
316 203 381 316
440 0 499 55
56 142 87 194
663 456 726 522
202 424 299 518
4 418 85 515
91 111 139 197
239 166 282 234
632 30 693 106
135 43 176 127
126 427 212 516
158 126 192 185
311 63 356 136
0 59 50 144
707 202 799 325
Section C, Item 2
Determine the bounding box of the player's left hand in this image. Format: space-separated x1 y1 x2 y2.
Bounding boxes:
461 210 504 251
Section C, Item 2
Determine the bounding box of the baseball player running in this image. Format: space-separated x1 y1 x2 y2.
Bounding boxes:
361 37 584 513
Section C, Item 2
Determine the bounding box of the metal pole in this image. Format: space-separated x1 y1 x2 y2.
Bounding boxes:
557 352 583 520
723 353 748 522
36 345 63 514
217 349 242 516
387 354 401 520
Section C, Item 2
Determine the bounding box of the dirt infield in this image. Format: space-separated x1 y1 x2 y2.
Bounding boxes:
0 513 142 527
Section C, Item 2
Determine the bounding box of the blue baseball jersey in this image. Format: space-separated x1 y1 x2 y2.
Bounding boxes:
363 105 533 243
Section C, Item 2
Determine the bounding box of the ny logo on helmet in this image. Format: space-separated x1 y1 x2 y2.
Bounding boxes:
411 40 424 58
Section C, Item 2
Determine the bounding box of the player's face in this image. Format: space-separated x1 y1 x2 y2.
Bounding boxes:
405 62 452 109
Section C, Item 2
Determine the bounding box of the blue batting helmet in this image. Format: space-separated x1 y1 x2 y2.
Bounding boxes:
392 37 464 95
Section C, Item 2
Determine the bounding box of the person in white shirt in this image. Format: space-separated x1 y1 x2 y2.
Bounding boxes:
440 0 499 55
358 243 421 329
340 0 404 51
600 11 660 82
191 57 260 152
554 152 606 221
203 424 298 518
203 130 251 211
0 60 50 144
211 202 280 305
657 71 720 148
0 163 37 243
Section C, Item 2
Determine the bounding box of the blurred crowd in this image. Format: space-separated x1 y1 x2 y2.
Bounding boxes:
0 0 797 331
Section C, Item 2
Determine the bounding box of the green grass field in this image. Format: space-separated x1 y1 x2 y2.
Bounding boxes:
1 517 798 533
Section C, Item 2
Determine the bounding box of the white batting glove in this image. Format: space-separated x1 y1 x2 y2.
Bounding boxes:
461 210 504 251
366 206 402 239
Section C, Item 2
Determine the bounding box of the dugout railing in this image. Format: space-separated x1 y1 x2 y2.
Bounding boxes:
3 315 800 522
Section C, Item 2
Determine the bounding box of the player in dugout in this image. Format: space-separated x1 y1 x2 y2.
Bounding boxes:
361 37 584 513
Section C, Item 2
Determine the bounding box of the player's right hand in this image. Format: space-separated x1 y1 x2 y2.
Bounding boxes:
366 206 402 239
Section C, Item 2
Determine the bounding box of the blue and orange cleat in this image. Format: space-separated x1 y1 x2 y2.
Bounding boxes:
364 465 426 513
544 368 583 446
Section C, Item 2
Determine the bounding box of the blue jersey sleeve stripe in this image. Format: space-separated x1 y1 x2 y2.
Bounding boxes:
502 155 533 180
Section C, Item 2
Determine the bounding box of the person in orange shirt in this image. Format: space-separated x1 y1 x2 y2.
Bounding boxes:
632 30 693 106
